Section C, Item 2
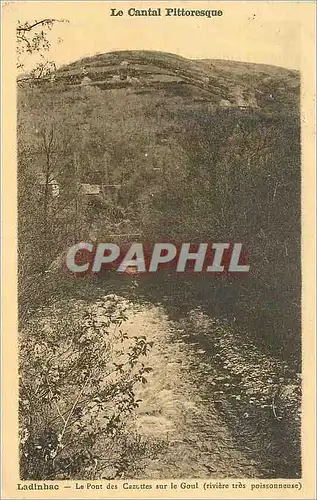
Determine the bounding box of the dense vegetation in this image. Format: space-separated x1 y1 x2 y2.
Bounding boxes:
18 51 301 478
20 295 156 479
18 51 301 365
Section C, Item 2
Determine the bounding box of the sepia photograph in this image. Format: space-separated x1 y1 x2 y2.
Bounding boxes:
1 1 316 498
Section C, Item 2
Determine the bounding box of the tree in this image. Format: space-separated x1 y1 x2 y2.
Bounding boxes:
17 18 68 78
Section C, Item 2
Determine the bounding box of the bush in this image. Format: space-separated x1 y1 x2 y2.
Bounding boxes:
19 294 153 479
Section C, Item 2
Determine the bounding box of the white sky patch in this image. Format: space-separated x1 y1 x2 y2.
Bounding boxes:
11 2 301 73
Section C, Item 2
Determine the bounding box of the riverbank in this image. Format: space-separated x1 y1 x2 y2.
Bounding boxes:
19 287 301 479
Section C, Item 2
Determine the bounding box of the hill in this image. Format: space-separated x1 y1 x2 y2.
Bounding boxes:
22 50 300 113
18 51 301 367
17 51 302 481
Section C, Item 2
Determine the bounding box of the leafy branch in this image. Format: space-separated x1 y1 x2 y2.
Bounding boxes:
17 18 69 74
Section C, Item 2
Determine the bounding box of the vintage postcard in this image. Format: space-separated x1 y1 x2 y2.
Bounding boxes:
1 1 316 498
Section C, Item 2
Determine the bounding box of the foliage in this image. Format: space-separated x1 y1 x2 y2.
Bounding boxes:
17 18 68 77
17 52 301 366
144 107 300 363
19 294 153 479
17 51 301 479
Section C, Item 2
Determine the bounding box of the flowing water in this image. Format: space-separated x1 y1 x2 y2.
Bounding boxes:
120 303 267 478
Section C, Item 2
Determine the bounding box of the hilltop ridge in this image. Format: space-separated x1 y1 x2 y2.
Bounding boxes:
26 50 299 112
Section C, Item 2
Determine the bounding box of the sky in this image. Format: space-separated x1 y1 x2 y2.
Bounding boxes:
6 1 311 72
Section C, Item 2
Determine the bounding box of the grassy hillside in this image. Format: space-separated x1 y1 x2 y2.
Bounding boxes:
24 50 299 110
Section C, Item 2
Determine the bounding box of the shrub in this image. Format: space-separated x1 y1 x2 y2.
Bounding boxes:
19 294 153 479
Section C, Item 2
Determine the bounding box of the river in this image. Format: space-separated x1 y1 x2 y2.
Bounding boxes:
119 302 273 478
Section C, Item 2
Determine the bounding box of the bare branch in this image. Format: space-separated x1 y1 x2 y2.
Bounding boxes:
16 19 60 32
